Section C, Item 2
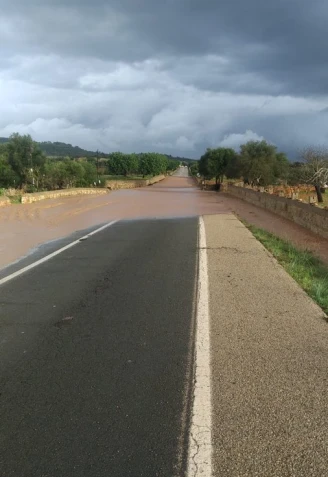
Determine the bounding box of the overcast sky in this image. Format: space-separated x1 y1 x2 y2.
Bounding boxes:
1 0 328 158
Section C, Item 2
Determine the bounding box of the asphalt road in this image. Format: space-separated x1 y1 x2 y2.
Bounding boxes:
1 207 328 477
0 218 198 477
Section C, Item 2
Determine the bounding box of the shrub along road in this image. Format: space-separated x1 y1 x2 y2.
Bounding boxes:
0 171 327 476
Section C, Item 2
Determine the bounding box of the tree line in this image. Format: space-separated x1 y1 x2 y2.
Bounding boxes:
0 133 99 191
0 137 195 163
190 140 328 202
107 151 177 177
0 133 179 192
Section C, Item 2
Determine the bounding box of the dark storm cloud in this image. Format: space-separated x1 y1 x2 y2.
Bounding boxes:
2 0 328 95
1 0 328 156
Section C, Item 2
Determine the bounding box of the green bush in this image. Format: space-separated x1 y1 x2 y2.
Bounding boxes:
9 195 22 204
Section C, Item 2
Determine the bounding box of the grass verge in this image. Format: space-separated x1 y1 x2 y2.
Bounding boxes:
246 223 328 316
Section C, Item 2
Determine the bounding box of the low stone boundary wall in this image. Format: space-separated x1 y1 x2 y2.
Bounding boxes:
21 188 109 204
0 197 10 207
105 174 165 190
226 185 328 239
148 174 166 185
2 176 166 206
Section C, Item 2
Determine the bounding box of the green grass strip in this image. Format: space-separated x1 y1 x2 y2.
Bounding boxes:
246 224 328 316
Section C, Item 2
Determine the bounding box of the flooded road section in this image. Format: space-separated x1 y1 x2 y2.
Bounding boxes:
1 168 328 270
0 170 229 269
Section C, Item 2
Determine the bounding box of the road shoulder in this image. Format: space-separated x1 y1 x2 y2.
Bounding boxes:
204 213 328 476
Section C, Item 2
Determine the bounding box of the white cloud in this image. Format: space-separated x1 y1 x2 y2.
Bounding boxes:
176 136 196 150
219 130 266 150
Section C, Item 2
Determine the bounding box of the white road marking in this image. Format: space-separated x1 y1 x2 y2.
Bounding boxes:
0 220 118 287
188 216 213 477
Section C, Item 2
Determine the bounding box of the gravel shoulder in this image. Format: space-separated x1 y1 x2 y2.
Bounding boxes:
204 214 328 476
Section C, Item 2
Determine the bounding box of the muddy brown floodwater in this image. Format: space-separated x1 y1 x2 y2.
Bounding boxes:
1 169 327 270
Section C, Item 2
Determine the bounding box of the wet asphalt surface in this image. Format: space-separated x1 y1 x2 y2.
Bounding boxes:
0 218 198 477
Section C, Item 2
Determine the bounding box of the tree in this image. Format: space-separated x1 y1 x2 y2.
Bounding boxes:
287 162 305 186
239 140 288 186
0 150 18 188
274 152 289 182
43 159 85 189
300 147 328 203
167 159 179 172
138 153 168 177
44 161 67 189
128 153 139 176
79 161 97 186
7 133 46 187
198 151 212 180
64 160 84 187
198 147 236 187
108 152 139 176
225 153 242 180
189 162 199 176
108 152 125 176
208 148 236 186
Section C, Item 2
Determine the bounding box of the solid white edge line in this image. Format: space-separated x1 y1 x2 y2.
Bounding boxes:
187 216 213 477
0 220 118 287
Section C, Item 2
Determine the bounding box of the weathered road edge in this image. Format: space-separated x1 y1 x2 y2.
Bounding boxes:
187 217 213 477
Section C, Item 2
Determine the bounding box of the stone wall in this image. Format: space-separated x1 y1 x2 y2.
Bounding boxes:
105 174 165 190
0 197 10 207
1 176 166 206
226 185 328 239
21 188 109 204
148 175 166 185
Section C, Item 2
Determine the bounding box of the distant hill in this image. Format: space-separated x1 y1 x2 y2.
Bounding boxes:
0 138 105 158
0 137 196 162
37 141 114 158
38 141 100 157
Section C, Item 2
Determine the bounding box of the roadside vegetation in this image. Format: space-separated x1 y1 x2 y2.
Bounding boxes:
107 151 177 178
190 141 328 204
246 224 328 317
0 133 181 193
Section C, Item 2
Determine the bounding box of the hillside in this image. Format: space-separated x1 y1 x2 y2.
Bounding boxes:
0 138 105 158
38 141 100 157
0 137 196 162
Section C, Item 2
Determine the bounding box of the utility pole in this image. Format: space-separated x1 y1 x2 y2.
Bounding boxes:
30 143 34 186
96 149 99 183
